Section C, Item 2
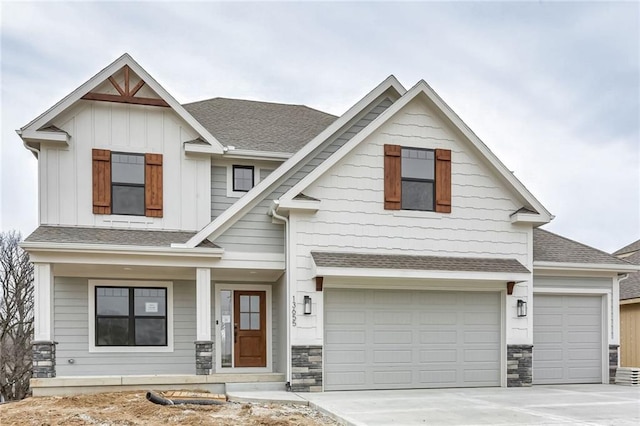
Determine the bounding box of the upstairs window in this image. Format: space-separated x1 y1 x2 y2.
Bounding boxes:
111 153 145 215
384 144 451 213
401 148 435 211
92 149 163 217
233 165 254 192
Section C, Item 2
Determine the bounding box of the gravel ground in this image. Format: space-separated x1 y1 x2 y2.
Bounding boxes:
0 391 340 425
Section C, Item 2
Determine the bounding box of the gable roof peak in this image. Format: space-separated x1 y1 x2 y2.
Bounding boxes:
19 52 225 154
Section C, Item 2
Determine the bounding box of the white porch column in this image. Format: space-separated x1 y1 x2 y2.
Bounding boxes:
196 267 212 341
33 263 53 341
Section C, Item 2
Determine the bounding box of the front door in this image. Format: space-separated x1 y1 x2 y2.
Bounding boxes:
233 291 267 367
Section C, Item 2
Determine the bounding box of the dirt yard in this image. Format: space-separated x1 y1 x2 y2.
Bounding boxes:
0 391 339 425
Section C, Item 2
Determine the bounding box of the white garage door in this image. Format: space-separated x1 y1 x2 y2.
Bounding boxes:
533 294 603 384
324 289 501 391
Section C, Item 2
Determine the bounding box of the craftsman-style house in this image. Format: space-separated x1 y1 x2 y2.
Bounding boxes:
19 54 636 395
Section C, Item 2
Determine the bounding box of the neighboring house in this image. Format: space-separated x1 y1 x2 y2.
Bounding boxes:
18 54 637 396
614 240 640 367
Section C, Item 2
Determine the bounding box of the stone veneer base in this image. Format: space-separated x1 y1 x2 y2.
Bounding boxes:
609 344 619 384
195 341 213 375
291 345 322 392
507 344 532 387
32 340 57 378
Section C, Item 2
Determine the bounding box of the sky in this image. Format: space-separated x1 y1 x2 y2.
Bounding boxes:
1 1 638 254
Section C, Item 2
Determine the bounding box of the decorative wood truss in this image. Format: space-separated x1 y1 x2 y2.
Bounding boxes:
81 65 169 107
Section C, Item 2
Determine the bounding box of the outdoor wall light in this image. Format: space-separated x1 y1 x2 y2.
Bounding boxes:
517 299 527 317
304 295 312 315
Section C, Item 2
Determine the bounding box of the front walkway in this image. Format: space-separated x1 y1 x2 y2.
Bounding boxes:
299 385 640 425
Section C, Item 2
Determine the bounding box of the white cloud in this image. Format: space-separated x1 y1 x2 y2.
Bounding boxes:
1 1 638 252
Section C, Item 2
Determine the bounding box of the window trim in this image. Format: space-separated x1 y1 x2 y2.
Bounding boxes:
110 152 146 217
88 280 174 353
401 147 435 212
226 165 260 198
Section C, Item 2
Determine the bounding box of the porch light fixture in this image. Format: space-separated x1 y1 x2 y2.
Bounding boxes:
517 299 527 317
303 296 312 315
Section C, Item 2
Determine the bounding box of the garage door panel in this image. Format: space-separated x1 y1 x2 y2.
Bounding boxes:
533 295 602 385
326 311 365 325
374 311 412 324
420 349 457 362
373 350 412 363
326 289 365 304
325 289 501 390
420 330 458 344
325 350 366 364
326 330 366 344
420 312 458 325
465 312 498 325
464 330 499 343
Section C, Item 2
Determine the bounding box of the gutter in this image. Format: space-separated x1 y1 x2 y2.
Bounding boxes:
269 201 292 388
533 261 640 273
20 241 224 257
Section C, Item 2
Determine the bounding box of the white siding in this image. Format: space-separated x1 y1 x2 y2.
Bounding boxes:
291 97 533 345
54 277 197 376
40 101 211 231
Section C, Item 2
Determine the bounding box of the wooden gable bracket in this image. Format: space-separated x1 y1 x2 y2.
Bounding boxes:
506 281 516 295
316 276 324 292
81 65 170 107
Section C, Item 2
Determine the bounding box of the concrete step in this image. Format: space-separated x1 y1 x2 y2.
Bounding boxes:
225 381 287 392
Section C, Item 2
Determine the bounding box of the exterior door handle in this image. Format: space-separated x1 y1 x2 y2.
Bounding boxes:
234 323 238 343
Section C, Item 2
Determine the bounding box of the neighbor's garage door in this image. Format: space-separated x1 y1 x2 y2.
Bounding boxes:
324 289 501 391
533 294 603 384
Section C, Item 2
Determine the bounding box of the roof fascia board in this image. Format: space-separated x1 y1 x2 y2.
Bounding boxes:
17 129 70 146
314 266 530 283
510 212 550 225
279 80 552 224
20 53 224 154
620 297 640 305
21 241 224 257
180 75 406 248
222 149 292 161
533 261 639 273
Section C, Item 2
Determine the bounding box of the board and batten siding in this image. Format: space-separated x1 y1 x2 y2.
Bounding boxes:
41 101 211 231
290 96 532 345
213 98 394 254
54 277 197 376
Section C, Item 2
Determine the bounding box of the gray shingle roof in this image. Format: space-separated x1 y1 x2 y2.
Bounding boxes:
24 226 218 248
183 97 337 153
614 239 640 256
616 245 640 300
533 228 630 266
311 252 530 274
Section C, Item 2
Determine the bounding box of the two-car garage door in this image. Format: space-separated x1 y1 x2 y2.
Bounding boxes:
324 289 501 391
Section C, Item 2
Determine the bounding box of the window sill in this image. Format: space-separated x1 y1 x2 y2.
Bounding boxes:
88 345 174 353
391 210 442 219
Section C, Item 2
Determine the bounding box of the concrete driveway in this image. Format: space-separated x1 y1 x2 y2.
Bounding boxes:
302 385 640 425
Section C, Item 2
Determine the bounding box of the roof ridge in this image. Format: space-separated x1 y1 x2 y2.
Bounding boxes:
536 228 632 265
183 96 337 117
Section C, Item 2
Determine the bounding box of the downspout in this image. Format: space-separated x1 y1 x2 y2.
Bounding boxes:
270 201 291 388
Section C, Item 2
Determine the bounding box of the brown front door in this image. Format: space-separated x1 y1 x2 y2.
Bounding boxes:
234 291 266 367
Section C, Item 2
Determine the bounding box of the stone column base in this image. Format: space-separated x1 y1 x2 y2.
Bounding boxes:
195 341 213 375
32 340 57 378
507 344 532 387
291 345 322 392
609 344 619 384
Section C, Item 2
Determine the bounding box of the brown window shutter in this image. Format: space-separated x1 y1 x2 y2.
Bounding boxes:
92 149 111 214
435 149 452 213
145 153 163 217
384 144 402 210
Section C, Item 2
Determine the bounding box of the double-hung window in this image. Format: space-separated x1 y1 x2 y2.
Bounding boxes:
111 153 145 215
95 286 167 346
401 148 435 211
